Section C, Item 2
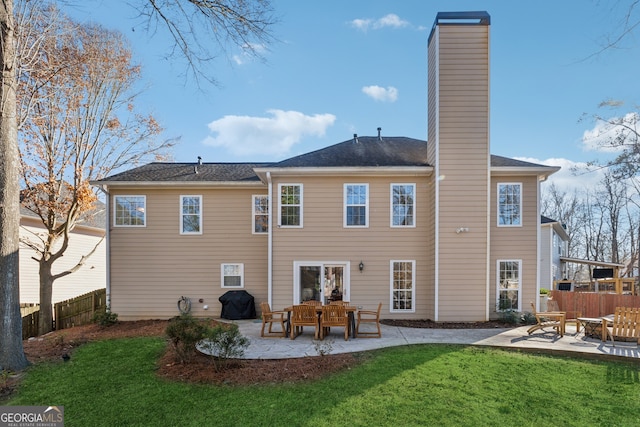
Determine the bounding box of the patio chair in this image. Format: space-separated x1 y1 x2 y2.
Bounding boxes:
320 305 349 340
260 302 287 338
602 307 640 346
548 299 582 333
356 303 382 338
527 302 565 337
290 304 320 340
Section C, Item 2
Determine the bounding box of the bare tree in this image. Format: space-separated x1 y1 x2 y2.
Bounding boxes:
17 4 174 335
0 0 276 371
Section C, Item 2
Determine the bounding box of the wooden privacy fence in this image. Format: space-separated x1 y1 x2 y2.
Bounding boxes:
55 288 107 330
22 310 39 340
550 290 640 318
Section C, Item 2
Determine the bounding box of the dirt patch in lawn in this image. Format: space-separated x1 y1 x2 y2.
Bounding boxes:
1 318 513 399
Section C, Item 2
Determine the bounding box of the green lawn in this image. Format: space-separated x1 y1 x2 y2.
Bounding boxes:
6 337 640 426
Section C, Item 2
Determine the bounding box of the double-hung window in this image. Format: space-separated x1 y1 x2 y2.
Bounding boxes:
221 263 244 288
344 184 368 227
279 184 302 227
497 260 521 311
252 195 269 234
114 195 146 227
391 184 415 227
180 195 202 234
498 183 522 226
390 260 415 312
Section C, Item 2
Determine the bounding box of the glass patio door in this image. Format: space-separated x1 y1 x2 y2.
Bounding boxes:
295 263 348 304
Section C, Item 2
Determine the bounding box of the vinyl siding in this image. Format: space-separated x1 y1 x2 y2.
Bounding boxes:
109 187 267 320
489 175 540 316
270 174 431 319
429 24 491 321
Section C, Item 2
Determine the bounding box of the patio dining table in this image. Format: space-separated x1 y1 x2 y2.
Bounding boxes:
283 305 357 339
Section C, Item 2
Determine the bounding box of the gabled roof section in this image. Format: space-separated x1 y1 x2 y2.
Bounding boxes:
272 136 430 168
491 154 559 179
94 162 269 185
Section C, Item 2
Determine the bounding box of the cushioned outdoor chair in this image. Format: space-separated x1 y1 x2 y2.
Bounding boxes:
290 304 320 340
260 302 287 338
356 303 382 338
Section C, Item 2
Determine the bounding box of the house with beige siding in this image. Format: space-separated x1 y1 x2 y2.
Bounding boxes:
93 11 559 322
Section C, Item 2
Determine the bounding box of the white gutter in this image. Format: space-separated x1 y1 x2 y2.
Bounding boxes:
267 172 273 307
95 185 111 309
536 177 541 311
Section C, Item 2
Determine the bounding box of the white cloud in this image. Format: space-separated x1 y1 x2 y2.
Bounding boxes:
203 109 336 157
362 85 398 102
581 112 640 153
516 157 605 193
349 14 409 31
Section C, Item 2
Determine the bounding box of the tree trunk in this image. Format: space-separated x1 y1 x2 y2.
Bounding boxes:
0 0 29 372
38 261 54 335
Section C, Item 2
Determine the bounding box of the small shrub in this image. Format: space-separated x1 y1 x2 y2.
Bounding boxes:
92 309 118 327
313 338 333 356
199 323 250 371
539 288 549 295
521 311 537 325
499 310 522 325
165 315 208 363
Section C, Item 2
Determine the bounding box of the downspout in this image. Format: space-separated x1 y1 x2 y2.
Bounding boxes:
485 28 492 321
536 177 542 311
96 185 111 309
267 172 273 307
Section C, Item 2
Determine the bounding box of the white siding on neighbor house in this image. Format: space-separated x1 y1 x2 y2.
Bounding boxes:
19 219 106 304
539 225 553 291
109 187 268 320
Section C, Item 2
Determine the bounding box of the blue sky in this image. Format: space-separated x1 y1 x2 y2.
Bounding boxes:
69 1 640 190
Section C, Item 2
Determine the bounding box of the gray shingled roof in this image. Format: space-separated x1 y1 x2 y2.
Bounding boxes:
96 162 270 183
95 136 555 184
272 136 429 167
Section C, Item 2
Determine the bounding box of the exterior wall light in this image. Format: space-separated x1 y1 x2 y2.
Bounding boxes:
359 261 364 272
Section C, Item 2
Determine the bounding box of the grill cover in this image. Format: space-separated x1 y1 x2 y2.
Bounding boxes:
218 290 256 320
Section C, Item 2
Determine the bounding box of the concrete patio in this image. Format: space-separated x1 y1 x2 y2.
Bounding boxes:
206 319 640 362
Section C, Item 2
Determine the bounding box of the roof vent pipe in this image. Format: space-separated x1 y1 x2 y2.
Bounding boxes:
377 127 382 140
353 133 359 144
197 156 202 165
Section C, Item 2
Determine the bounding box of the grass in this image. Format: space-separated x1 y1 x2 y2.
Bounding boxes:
6 337 640 426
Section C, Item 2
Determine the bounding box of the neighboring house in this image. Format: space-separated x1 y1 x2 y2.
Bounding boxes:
19 204 107 304
539 215 569 291
93 11 560 322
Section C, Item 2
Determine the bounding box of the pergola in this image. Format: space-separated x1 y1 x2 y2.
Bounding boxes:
558 257 636 295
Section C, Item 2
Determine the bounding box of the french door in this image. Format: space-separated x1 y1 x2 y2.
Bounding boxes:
294 262 349 305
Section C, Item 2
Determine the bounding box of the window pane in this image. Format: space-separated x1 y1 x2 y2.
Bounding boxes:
392 184 415 226
345 184 367 226
280 185 301 226
498 184 521 226
498 260 520 311
114 196 145 226
392 261 413 311
181 196 201 233
253 195 269 233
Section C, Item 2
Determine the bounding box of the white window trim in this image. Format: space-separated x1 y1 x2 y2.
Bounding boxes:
344 183 369 228
180 195 203 235
278 183 303 228
389 260 416 313
497 182 522 227
113 195 146 227
221 263 245 288
496 259 522 312
252 194 269 235
390 183 416 228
